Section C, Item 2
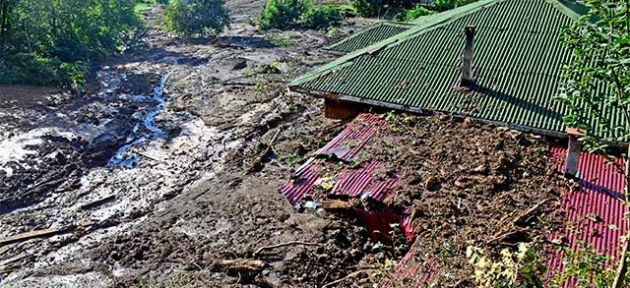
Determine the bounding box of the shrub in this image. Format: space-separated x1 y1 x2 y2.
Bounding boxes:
432 0 478 12
352 0 418 17
0 53 87 86
301 5 344 29
258 0 310 30
165 0 230 38
396 5 433 21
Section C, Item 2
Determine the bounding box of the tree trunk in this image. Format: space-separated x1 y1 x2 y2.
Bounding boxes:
612 145 630 288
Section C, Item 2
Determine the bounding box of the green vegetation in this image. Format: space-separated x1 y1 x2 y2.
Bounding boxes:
0 0 142 86
466 243 545 288
135 0 169 13
551 245 614 288
557 0 629 287
164 0 229 39
351 0 416 17
301 5 344 29
352 0 477 19
395 5 433 21
259 0 309 30
258 0 344 30
431 0 477 12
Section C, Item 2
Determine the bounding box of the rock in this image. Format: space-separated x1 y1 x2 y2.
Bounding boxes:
232 59 248 70
424 176 441 191
472 163 488 174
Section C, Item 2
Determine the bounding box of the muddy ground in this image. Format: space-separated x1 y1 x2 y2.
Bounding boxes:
358 115 566 286
0 2 384 287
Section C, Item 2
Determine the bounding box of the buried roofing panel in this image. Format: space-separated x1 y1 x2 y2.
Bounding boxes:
292 0 626 139
280 114 395 203
325 23 411 53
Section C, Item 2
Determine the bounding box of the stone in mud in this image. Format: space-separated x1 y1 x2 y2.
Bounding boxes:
232 59 248 70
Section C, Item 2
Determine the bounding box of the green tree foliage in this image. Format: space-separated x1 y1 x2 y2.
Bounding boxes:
301 5 344 29
557 1 629 287
258 0 342 30
164 0 229 39
396 5 433 22
352 0 477 18
258 0 309 30
351 0 417 17
0 0 142 86
432 0 477 12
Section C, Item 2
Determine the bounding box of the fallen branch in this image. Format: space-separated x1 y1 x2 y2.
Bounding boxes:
216 259 265 273
0 227 67 246
487 228 530 244
322 269 375 288
320 199 353 211
513 198 550 225
247 129 281 173
254 241 320 256
80 195 116 210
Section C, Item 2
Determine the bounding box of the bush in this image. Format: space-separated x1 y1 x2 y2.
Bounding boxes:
396 5 433 21
258 0 310 30
165 0 230 38
0 53 87 86
352 0 418 17
301 5 344 29
432 0 478 12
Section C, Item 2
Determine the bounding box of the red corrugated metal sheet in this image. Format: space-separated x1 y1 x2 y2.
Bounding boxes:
379 253 441 287
316 113 388 161
280 114 397 204
546 146 627 287
279 114 412 242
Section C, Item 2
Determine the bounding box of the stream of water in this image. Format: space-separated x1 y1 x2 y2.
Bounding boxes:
108 75 169 168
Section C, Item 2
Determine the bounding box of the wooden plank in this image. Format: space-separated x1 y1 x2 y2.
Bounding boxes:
0 228 62 246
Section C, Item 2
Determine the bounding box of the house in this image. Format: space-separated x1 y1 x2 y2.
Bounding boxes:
290 0 624 139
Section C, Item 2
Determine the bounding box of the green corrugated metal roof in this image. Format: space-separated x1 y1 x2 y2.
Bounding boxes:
325 22 412 53
291 0 625 138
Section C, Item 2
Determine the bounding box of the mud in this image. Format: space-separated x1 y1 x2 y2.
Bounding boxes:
353 114 566 286
0 2 374 287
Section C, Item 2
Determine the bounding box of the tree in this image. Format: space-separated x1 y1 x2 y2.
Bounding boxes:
258 0 309 30
0 0 17 43
558 1 630 287
0 0 142 86
164 0 230 38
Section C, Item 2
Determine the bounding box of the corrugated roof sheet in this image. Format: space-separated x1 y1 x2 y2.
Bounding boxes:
291 0 626 139
546 146 627 287
325 22 411 53
279 114 414 242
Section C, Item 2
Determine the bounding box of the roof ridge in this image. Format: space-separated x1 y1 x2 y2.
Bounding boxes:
290 0 587 87
323 21 414 51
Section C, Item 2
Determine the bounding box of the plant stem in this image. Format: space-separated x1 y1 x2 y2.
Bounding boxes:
612 145 630 288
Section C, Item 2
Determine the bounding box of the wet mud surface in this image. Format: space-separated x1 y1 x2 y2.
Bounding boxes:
0 2 375 287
